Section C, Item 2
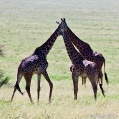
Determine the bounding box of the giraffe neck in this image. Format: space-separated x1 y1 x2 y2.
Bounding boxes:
67 27 85 48
34 28 59 56
66 27 93 56
62 31 84 64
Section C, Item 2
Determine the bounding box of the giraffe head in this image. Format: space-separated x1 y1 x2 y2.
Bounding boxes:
56 18 68 36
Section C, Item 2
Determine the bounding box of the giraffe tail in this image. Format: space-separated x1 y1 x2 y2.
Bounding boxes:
11 71 24 102
104 58 109 85
14 82 24 95
14 71 24 95
99 84 105 97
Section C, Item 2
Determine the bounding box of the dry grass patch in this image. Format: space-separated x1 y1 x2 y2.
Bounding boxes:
0 80 119 119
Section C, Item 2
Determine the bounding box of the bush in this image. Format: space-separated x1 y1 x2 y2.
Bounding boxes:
0 46 4 57
0 46 9 87
0 46 10 87
0 70 10 88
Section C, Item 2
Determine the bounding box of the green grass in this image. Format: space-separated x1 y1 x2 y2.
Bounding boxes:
0 0 119 118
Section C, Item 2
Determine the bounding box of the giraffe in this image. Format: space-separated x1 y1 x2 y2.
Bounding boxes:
11 22 62 103
58 18 108 86
57 19 105 100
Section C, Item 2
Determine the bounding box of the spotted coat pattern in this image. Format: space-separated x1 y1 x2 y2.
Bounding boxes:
61 27 99 99
60 18 108 85
11 22 63 103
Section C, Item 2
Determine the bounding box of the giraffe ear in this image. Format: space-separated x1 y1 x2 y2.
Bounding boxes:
56 21 60 24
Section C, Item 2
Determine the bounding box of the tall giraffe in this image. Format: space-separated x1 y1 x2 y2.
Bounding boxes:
11 22 62 103
59 18 108 86
57 19 105 100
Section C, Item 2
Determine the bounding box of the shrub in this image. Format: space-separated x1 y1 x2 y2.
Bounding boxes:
0 46 9 87
0 70 10 88
0 47 4 56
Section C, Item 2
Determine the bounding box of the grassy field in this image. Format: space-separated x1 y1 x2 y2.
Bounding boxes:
0 0 119 118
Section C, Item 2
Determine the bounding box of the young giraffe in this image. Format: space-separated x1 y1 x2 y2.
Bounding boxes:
59 18 108 86
11 23 62 103
57 19 105 100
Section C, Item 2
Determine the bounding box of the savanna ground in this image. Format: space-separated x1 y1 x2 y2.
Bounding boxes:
0 0 119 118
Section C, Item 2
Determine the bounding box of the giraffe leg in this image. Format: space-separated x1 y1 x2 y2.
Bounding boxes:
83 77 86 88
88 76 97 100
99 70 103 85
91 81 97 100
42 71 53 103
93 84 97 100
82 77 83 85
11 87 17 102
72 73 78 100
37 73 41 103
98 71 105 97
24 73 33 103
99 84 105 97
